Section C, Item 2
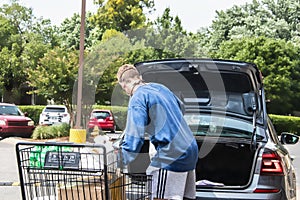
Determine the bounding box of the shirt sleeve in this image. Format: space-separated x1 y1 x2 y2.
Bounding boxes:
174 94 185 114
121 101 148 165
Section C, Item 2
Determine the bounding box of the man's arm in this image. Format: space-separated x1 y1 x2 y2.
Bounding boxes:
121 104 148 165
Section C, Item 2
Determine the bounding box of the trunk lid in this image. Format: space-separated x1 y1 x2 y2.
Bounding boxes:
135 58 263 119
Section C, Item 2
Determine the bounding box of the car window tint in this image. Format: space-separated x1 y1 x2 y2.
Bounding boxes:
0 106 20 116
93 111 110 119
44 107 65 113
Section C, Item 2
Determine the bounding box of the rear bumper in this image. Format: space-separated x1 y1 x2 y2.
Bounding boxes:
39 117 70 125
100 124 115 130
196 190 285 200
88 123 115 131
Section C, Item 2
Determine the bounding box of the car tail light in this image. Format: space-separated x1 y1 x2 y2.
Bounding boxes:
106 116 113 121
260 150 284 175
63 114 68 117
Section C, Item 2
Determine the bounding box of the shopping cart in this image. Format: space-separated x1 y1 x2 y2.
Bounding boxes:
16 142 152 200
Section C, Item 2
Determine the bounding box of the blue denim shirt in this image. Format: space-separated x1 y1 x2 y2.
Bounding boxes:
121 83 198 172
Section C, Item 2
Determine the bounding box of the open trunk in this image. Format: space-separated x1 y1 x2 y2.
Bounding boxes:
195 136 257 187
133 58 266 188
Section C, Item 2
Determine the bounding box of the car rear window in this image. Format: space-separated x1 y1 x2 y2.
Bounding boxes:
184 114 254 138
92 111 110 119
44 107 66 113
143 71 252 96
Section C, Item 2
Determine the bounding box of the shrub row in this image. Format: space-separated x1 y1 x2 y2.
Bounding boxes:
19 105 45 125
19 105 128 139
269 114 300 136
32 123 71 140
18 105 128 129
19 105 300 139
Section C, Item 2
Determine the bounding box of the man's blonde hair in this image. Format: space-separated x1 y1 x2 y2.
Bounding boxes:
117 64 140 82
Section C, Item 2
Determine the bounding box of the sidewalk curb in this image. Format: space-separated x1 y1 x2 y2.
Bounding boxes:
0 182 20 186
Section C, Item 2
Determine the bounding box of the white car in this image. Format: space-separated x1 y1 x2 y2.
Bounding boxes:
39 105 70 125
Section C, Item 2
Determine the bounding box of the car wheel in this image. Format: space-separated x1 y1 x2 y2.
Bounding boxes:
111 125 117 133
88 127 94 134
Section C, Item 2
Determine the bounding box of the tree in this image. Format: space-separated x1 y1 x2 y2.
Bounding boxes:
129 8 199 59
208 0 300 52
91 0 154 33
57 12 101 50
0 1 55 104
84 30 136 105
214 36 300 114
27 47 79 108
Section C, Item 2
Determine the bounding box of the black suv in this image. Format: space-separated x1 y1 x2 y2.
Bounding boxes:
125 58 299 200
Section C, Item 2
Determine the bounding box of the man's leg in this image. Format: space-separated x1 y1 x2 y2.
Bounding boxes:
147 166 189 200
183 170 196 199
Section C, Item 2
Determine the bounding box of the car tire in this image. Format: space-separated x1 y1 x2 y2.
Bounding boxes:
111 125 117 133
88 127 94 134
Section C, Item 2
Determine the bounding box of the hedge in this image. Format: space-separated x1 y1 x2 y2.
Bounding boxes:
18 105 128 131
18 105 300 137
19 105 45 125
269 114 300 136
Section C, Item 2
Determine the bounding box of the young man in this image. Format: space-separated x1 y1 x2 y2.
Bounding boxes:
117 64 198 200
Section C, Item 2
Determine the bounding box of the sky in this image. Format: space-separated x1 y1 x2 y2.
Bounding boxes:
0 0 251 33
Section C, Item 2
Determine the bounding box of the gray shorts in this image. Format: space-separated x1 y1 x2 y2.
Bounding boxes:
146 166 196 200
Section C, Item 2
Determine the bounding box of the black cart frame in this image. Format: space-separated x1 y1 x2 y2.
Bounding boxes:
16 142 152 200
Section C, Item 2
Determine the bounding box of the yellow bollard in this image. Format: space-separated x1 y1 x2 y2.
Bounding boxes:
69 129 86 143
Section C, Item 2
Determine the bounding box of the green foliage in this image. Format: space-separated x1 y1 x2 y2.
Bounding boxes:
269 114 300 136
18 105 44 125
27 47 79 108
0 1 55 103
214 36 300 114
209 0 300 52
84 30 142 105
1 0 300 119
91 0 154 32
31 123 71 140
58 12 100 50
143 8 198 58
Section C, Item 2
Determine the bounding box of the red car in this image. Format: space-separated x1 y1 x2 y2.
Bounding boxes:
0 103 35 139
88 109 116 133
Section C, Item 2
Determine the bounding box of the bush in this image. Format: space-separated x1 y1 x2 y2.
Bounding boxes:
19 105 45 125
32 123 71 139
18 105 128 131
269 114 300 136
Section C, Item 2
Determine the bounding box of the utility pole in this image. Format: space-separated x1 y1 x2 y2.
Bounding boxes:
75 0 86 128
69 0 87 143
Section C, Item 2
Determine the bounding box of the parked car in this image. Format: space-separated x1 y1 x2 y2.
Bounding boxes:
0 103 35 139
39 105 70 125
116 58 299 199
88 109 116 133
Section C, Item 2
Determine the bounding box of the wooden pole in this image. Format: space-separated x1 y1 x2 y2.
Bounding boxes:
75 0 86 128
